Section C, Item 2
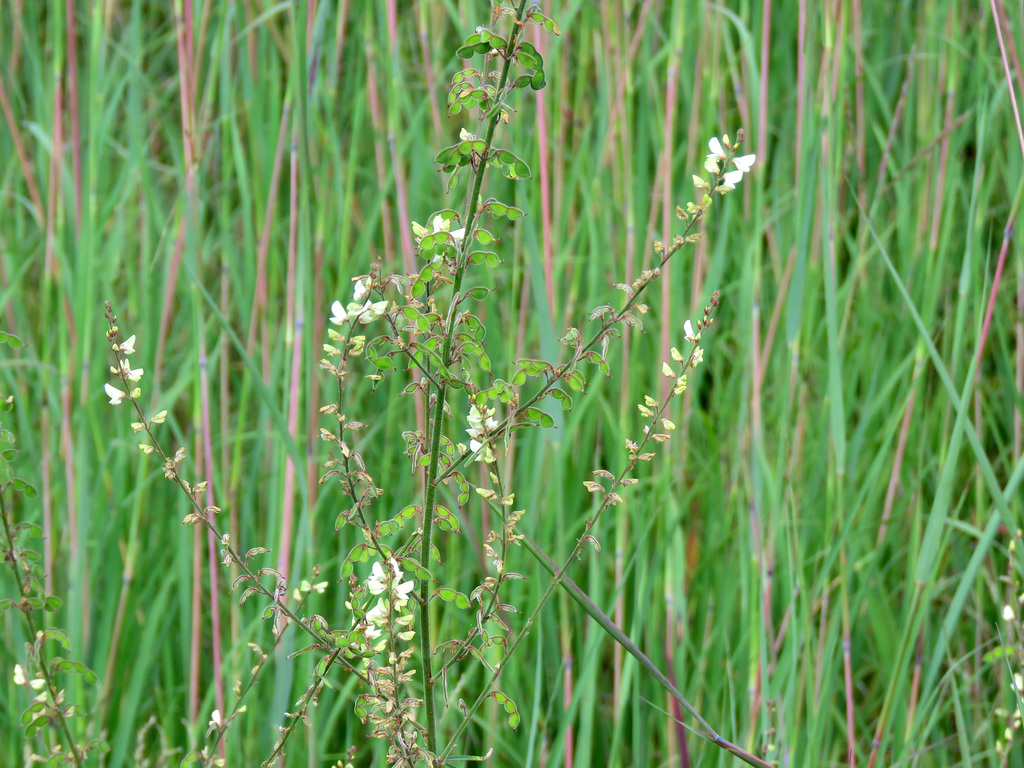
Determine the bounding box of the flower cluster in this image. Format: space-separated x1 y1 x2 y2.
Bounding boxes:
103 334 142 405
466 403 499 463
355 558 416 652
704 135 756 190
996 537 1024 759
330 278 388 326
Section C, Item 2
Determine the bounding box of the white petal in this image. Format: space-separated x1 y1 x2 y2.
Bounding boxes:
352 278 369 303
722 169 743 189
707 136 725 159
732 153 756 173
329 300 348 325
104 383 125 405
120 334 137 355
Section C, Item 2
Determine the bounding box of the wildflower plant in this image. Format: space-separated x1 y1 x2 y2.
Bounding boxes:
992 532 1024 764
1 330 108 767
101 2 770 766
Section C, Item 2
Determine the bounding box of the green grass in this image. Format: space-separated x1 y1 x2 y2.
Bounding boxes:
2 1 1023 766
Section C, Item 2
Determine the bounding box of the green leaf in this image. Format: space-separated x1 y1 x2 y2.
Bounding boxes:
530 69 546 90
455 32 484 58
434 505 461 532
451 68 478 84
435 587 471 609
459 139 487 156
516 41 540 69
434 145 457 167
0 330 25 348
467 250 501 267
38 628 71 649
489 690 521 729
528 11 561 34
516 359 553 376
23 701 46 726
342 543 373 578
550 389 573 411
25 715 48 737
524 407 554 428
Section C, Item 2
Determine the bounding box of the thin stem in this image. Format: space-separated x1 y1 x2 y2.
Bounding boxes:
417 1 532 755
0 492 86 768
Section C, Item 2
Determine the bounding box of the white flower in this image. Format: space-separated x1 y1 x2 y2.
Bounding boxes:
364 598 388 639
329 300 347 324
706 134 755 190
1003 604 1015 621
117 334 137 355
104 383 126 405
330 298 387 326
352 277 370 303
354 300 388 324
119 358 144 382
721 169 744 190
721 154 755 190
209 710 223 729
691 347 704 367
732 153 756 173
366 559 415 602
466 404 499 462
13 664 25 685
684 320 699 342
467 404 498 436
367 559 400 595
707 136 727 162
393 576 415 604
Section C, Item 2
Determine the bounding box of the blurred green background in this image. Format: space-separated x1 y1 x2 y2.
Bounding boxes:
2 0 1023 766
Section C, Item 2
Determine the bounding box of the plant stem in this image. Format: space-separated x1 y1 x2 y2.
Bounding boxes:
417 0 532 756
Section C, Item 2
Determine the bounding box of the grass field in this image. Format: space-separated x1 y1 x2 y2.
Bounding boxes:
2 1 1024 766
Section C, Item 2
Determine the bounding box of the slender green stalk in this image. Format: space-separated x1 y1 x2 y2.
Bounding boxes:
418 2 533 752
